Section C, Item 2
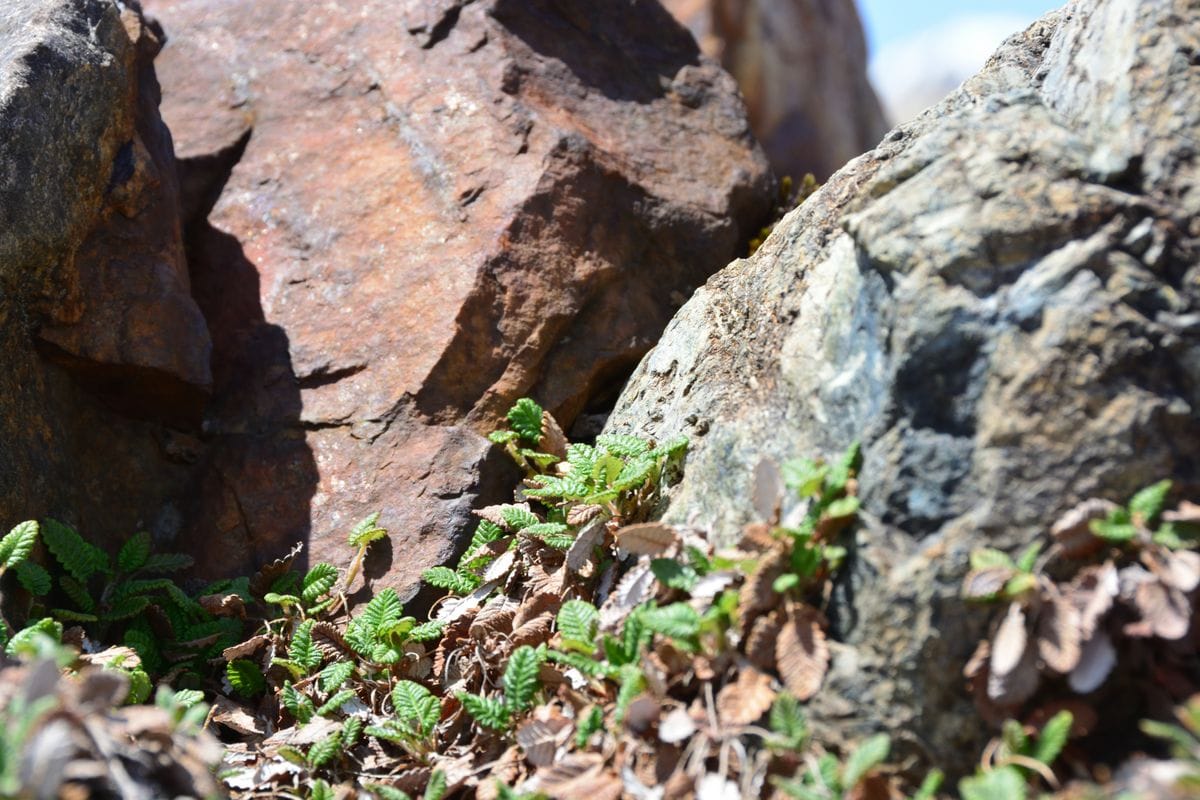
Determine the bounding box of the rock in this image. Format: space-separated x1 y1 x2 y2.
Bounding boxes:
605 0 1200 773
663 0 887 180
142 0 772 589
0 1 208 549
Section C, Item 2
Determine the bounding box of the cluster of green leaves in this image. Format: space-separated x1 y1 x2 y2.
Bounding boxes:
964 541 1044 603
1091 479 1198 548
773 730 942 800
958 712 1073 800
424 397 687 596
457 644 546 731
0 519 243 690
772 443 861 595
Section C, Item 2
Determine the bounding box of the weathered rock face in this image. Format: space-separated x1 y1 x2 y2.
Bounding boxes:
663 0 888 180
0 1 207 543
606 0 1200 772
138 0 773 588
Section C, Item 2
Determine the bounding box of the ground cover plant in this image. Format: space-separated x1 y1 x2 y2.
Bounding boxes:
0 398 1197 799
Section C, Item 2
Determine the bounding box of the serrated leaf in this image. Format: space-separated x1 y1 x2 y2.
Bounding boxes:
6 618 62 657
318 661 355 693
557 600 600 653
317 688 357 716
1130 479 1172 525
614 663 645 723
489 429 518 444
264 592 302 608
408 620 445 642
308 734 342 768
500 506 540 531
118 532 152 572
103 595 150 621
283 682 315 724
506 398 544 441
342 715 364 747
392 680 441 738
521 522 569 539
458 692 510 730
615 523 678 557
0 520 38 568
290 620 322 671
776 605 829 701
502 645 543 712
59 574 94 611
842 733 890 788
226 660 266 697
1015 541 1043 574
310 779 334 800
15 561 51 596
422 566 477 595
365 785 414 800
781 458 828 498
348 512 387 547
640 603 701 644
612 456 656 491
595 433 651 459
302 563 339 605
970 548 1017 571
424 770 447 800
768 693 808 748
41 519 106 582
1031 710 1073 766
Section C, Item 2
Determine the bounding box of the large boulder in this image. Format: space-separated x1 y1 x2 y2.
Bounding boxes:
606 0 1200 772
0 1 208 547
663 0 888 180
140 0 774 588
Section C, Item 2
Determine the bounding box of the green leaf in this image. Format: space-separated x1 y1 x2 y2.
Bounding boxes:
310 779 334 800
502 645 543 713
41 519 106 582
226 659 266 698
842 733 890 788
557 600 600 653
6 618 63 657
1031 711 1073 766
911 770 944 800
342 715 364 746
823 496 860 520
546 648 609 677
959 766 1027 800
140 552 194 573
318 689 358 716
59 574 94 611
650 558 699 592
772 573 801 593
489 429 519 445
422 566 478 595
15 561 51 596
264 592 302 609
1002 572 1037 598
117 532 152 573
500 506 540 531
124 628 163 673
308 735 342 768
392 680 442 738
103 595 150 621
0 520 38 568
318 661 355 693
290 619 322 671
424 769 447 800
458 692 510 730
970 548 1017 571
1015 542 1043 573
640 603 701 644
506 398 544 441
170 689 206 710
576 705 605 747
365 785 414 800
408 620 445 642
348 512 388 547
463 520 505 561
1130 479 1172 525
302 563 339 605
612 456 656 491
768 694 808 749
595 434 651 459
826 442 861 493
781 458 828 498
521 522 569 538
565 443 598 476
282 682 315 723
613 663 646 723
591 454 625 488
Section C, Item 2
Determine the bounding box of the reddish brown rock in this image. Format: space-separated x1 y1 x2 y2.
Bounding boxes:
143 0 773 591
663 0 888 180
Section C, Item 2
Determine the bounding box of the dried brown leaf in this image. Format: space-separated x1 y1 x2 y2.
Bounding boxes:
198 593 246 619
221 635 272 663
740 547 788 623
600 561 655 631
474 504 513 527
1069 562 1119 639
987 604 1039 705
739 522 778 553
566 517 606 573
310 622 352 659
776 604 828 701
1051 498 1119 559
513 593 561 630
752 458 784 524
615 523 680 558
534 752 618 800
1163 500 1200 523
510 612 555 649
516 714 571 768
566 504 604 527
471 596 520 640
1035 592 1082 674
249 542 303 597
540 411 569 460
716 665 777 726
989 603 1029 679
962 567 1014 601
211 695 266 736
1163 549 1200 593
1134 579 1191 640
658 707 698 744
483 549 517 584
745 612 782 670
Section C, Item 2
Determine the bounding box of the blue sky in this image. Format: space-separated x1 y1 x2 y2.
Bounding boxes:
858 0 1060 52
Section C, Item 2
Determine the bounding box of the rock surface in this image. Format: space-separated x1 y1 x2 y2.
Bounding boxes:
663 0 887 180
606 0 1200 772
133 0 773 588
0 1 206 547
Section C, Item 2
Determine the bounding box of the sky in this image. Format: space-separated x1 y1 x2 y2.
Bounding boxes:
857 0 1062 122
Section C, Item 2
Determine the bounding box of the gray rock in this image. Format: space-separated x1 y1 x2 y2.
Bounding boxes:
606 0 1200 772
